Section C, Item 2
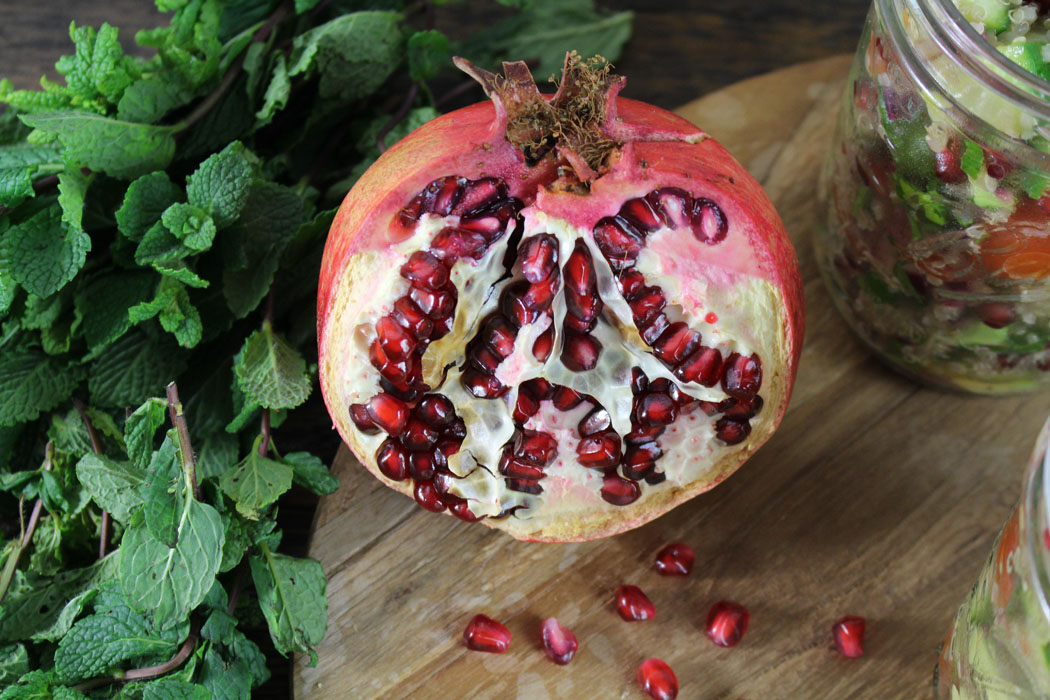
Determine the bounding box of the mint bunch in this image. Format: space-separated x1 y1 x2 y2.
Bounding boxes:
0 0 632 696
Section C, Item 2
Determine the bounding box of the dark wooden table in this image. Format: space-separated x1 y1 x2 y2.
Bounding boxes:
1 1 870 696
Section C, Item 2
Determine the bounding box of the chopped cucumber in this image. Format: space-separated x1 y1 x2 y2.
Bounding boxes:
999 42 1050 82
958 0 1011 35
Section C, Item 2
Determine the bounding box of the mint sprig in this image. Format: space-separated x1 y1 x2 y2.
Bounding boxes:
0 0 632 696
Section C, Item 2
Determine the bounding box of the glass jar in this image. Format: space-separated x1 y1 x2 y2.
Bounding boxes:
816 0 1050 394
934 414 1050 698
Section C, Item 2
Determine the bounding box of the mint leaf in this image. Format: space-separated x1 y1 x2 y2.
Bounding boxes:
55 610 180 683
0 144 63 208
76 453 145 524
0 348 80 426
198 647 254 700
0 556 116 642
20 112 177 180
0 643 29 686
129 277 203 348
119 500 224 631
284 451 338 496
234 324 311 410
87 330 187 408
289 12 403 100
249 544 327 663
407 30 451 83
31 588 97 643
135 220 193 266
255 54 290 129
75 270 156 350
142 679 210 700
116 172 184 242
185 141 258 229
220 439 294 519
55 22 139 105
161 202 216 252
2 205 90 298
142 435 184 547
57 165 91 232
117 76 195 124
961 138 984 178
0 670 88 700
124 397 168 470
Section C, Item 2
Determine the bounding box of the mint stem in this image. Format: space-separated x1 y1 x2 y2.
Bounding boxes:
73 398 110 558
165 382 202 501
259 408 271 457
73 618 201 691
0 443 52 607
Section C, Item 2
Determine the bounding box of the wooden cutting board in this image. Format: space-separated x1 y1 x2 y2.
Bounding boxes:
293 55 1050 699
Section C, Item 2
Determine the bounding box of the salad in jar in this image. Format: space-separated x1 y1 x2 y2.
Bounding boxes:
817 0 1050 393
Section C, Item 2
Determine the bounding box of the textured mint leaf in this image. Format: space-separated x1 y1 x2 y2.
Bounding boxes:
198 647 253 700
185 141 258 229
0 643 29 686
407 30 450 83
0 144 63 207
142 436 183 547
119 498 224 631
2 205 90 297
75 270 156 350
255 54 289 129
129 277 203 349
220 442 294 520
117 76 195 124
55 611 180 683
153 259 209 288
124 397 168 470
234 324 311 410
75 454 145 524
141 679 210 700
0 169 33 209
87 330 188 408
55 22 139 105
20 112 177 180
135 220 192 267
249 545 327 663
31 588 96 643
294 0 324 13
284 451 338 496
0 109 30 144
29 515 64 576
218 511 250 574
198 609 267 686
0 348 80 426
289 12 403 100
0 670 88 700
21 291 66 331
116 172 184 242
160 202 216 252
0 269 17 317
57 166 91 232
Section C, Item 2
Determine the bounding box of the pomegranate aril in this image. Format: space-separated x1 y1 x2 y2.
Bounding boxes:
436 436 461 457
452 177 506 216
462 614 511 653
365 393 409 436
408 451 437 480
462 368 505 398
523 275 558 310
449 499 479 522
513 393 541 425
410 285 456 320
621 197 663 232
514 429 559 465
520 234 559 283
832 616 866 658
401 418 438 451
628 287 666 326
616 267 646 297
431 313 454 340
719 395 763 419
447 418 467 439
690 197 728 244
369 340 415 389
645 471 667 485
414 480 446 512
706 600 749 647
506 477 543 494
594 217 643 264
500 281 538 327
379 376 424 404
577 431 622 468
417 394 455 428
601 474 641 506
376 439 408 481
714 416 751 445
500 455 546 480
722 352 763 399
578 407 611 436
631 367 649 394
562 332 601 371
459 214 505 238
637 393 678 427
391 297 434 340
676 345 722 386
653 322 700 365
615 585 655 621
551 386 584 410
470 344 504 376
400 251 449 290
625 425 664 446
640 313 670 345
478 315 515 358
622 441 662 479
622 462 654 481
541 618 578 665
654 542 695 576
637 658 678 700
651 188 692 229
349 404 379 434
563 241 595 295
565 285 602 322
398 193 425 228
430 227 488 261
532 324 554 362
563 310 597 333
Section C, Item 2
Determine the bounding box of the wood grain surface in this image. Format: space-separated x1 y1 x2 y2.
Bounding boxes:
294 54 1050 700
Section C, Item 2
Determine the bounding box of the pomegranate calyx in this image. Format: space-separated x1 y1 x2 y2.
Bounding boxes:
453 52 623 179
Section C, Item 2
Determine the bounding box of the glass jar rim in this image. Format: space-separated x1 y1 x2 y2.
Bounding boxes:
1027 417 1050 624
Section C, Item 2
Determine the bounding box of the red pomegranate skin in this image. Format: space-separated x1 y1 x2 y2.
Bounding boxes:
318 57 803 542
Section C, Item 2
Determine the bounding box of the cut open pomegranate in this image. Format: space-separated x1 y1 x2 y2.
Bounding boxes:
318 53 803 541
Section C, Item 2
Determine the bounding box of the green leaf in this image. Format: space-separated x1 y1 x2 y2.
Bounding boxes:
124 397 169 470
196 431 238 481
141 679 210 700
55 22 139 105
249 544 327 663
2 205 91 298
198 647 253 700
160 202 216 251
284 451 338 496
87 330 188 409
288 12 403 100
234 324 311 410
135 220 193 267
220 438 294 519
0 348 80 426
116 172 185 242
0 144 63 208
961 138 984 178
185 141 258 228
76 453 145 524
294 0 324 13
129 277 203 348
118 499 224 631
75 270 156 350
117 76 195 124
20 112 177 180
0 670 88 700
142 436 184 547
255 53 290 129
32 588 97 643
0 643 29 686
57 167 91 232
407 30 450 83
55 610 181 683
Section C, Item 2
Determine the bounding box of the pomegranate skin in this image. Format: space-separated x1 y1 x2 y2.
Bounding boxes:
318 57 804 543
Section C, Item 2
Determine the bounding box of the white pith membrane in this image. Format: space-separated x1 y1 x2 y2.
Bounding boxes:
340 181 783 526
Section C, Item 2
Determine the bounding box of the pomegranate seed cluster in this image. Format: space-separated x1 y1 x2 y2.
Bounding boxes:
346 177 770 523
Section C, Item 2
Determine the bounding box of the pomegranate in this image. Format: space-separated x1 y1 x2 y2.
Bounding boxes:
705 600 749 647
318 53 804 541
637 658 679 700
832 615 866 658
462 614 511 653
540 617 578 665
615 584 656 621
653 542 695 576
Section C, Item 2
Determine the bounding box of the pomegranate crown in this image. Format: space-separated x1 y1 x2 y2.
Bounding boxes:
453 51 626 181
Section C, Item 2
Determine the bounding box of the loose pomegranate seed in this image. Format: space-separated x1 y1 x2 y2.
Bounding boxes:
934 147 965 184
577 431 622 468
714 416 751 445
705 311 718 324
832 616 866 658
391 297 434 340
410 286 456 320
541 617 578 665
365 393 410 436
414 480 446 512
562 332 601 371
417 394 455 428
654 542 695 576
706 600 749 647
520 234 559 283
690 197 728 244
408 451 437 480
532 325 554 361
514 429 559 465
400 251 449 290
615 585 655 621
349 404 378 434
461 368 505 398
637 658 678 700
676 345 722 386
979 302 1015 329
462 614 511 653
375 439 408 481
640 313 670 345
653 322 700 366
621 197 663 232
578 407 611 436
563 241 595 295
602 473 641 506
636 393 678 427
722 352 762 399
